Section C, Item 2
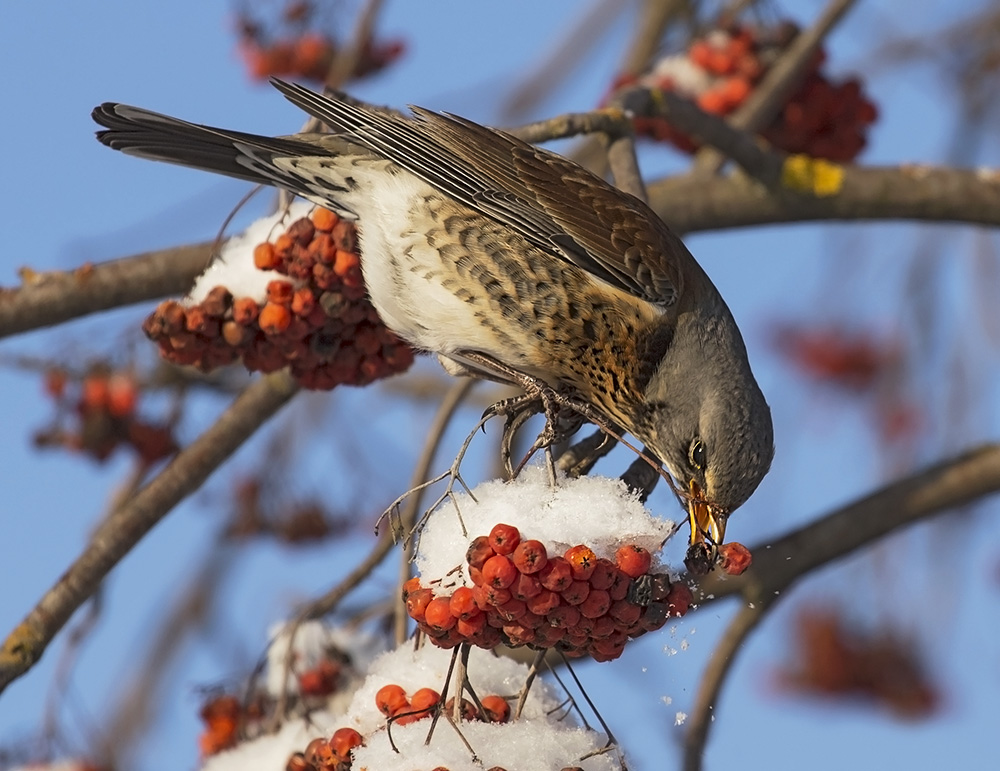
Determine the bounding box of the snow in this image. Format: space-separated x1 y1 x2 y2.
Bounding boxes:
415 465 677 593
187 201 314 304
203 639 621 771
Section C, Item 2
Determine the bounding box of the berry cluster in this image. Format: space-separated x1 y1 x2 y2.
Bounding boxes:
236 0 404 83
406 523 693 662
34 365 176 466
198 694 246 757
618 23 877 161
143 207 414 390
286 727 364 771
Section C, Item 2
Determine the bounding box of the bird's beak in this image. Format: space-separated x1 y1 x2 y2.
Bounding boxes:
687 480 726 546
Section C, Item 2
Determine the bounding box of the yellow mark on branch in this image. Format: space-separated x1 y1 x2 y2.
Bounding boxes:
781 155 844 197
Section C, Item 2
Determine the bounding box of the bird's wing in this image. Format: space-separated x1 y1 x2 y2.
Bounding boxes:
271 79 685 307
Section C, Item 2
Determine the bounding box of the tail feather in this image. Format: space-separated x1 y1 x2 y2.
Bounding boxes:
92 102 336 187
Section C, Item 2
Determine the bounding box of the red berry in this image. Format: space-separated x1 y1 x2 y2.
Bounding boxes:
511 572 542 601
466 536 495 569
579 589 611 619
330 727 363 761
375 684 408 716
526 589 561 615
561 580 591 606
488 523 521 555
481 695 510 723
482 555 517 589
424 597 457 631
512 539 548 573
718 542 752 575
666 583 693 617
405 587 433 622
539 556 573 592
615 544 652 578
564 545 597 580
410 687 441 712
449 586 478 619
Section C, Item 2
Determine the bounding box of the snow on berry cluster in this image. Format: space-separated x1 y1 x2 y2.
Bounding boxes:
617 22 878 161
143 201 413 389
407 468 692 662
201 640 619 771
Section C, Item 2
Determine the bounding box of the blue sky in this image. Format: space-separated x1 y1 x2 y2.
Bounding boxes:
2 1 999 769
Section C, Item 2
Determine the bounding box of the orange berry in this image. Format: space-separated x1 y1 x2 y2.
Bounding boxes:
511 572 542 601
456 611 485 637
106 373 138 417
402 576 422 598
375 684 408 716
564 545 597 580
424 597 457 631
482 555 517 588
304 737 336 769
232 297 260 325
481 695 510 723
588 558 617 590
689 40 712 68
330 727 364 762
291 287 315 317
410 687 441 711
405 587 433 622
259 302 292 335
449 586 478 619
312 207 338 232
718 542 752 575
561 580 591 606
333 249 360 277
80 373 109 410
539 556 573 592
720 77 752 109
526 589 560 615
488 523 521 555
697 88 728 115
266 280 294 305
512 539 547 574
615 544 652 578
466 535 495 569
253 242 279 270
579 589 611 619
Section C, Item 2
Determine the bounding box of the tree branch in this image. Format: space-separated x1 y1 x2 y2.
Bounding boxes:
651 165 1000 234
0 371 299 696
0 242 211 340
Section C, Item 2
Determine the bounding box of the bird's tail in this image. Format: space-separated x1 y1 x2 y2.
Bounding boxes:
92 99 369 223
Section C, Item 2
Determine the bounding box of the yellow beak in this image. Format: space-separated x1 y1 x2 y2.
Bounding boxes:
687 480 726 546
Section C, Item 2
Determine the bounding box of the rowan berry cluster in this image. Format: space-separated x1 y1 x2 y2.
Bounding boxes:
406 523 693 662
143 207 413 390
34 365 176 465
618 22 877 161
235 0 404 83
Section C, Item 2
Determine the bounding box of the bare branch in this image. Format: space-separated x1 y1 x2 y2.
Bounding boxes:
0 371 299 696
0 243 211 340
651 165 1000 234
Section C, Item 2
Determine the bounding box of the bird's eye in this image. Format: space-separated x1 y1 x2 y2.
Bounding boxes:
689 438 707 470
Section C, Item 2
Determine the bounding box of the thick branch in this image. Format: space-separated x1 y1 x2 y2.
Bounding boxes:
0 242 211 340
651 166 1000 234
0 371 299 696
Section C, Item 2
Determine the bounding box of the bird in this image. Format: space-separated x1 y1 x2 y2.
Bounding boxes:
92 78 773 547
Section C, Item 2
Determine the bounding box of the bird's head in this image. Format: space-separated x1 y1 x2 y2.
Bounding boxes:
636 312 774 549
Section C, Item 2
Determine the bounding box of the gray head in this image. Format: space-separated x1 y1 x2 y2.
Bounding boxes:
637 310 774 545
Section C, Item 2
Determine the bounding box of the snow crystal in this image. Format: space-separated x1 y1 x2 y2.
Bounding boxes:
674 711 687 726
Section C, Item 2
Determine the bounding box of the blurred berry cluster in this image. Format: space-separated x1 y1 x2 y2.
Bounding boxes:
235 0 404 83
617 22 878 161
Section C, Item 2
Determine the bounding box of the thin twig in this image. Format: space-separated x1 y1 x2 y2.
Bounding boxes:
0 371 299 696
394 379 477 644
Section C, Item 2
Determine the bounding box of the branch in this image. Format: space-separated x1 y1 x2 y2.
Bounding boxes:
678 443 1000 768
650 165 1000 234
0 370 299 696
0 242 211 340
